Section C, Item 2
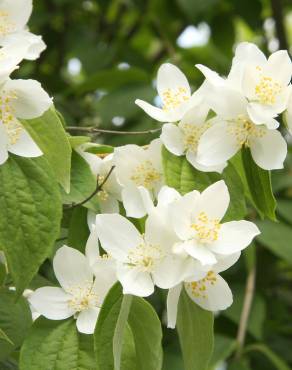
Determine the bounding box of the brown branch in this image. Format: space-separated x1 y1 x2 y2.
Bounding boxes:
65 166 115 209
66 126 161 135
235 266 256 358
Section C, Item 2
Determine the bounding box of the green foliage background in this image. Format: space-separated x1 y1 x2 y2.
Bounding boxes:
1 0 292 369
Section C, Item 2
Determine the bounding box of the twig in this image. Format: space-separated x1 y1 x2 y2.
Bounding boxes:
235 266 256 358
66 126 161 135
65 166 115 209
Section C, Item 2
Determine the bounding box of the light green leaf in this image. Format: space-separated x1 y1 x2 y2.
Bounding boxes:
256 220 292 264
94 283 136 370
162 146 213 193
21 107 72 192
244 344 290 370
0 156 62 293
19 318 95 370
62 151 100 212
0 288 32 361
241 148 276 220
177 288 214 370
127 296 163 370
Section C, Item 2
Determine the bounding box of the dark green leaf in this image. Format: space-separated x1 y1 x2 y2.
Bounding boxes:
19 318 95 370
244 344 290 370
241 148 276 220
177 288 214 370
0 156 62 293
67 207 90 253
208 335 236 369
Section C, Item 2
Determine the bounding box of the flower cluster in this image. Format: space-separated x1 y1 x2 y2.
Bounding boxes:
28 41 292 334
0 0 52 165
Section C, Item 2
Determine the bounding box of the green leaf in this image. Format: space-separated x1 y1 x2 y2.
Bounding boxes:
244 344 290 370
277 200 292 225
68 135 90 149
241 148 276 220
0 288 32 361
0 328 13 346
0 156 62 293
94 283 136 370
162 146 213 194
67 207 90 253
113 295 133 370
61 151 99 212
256 220 292 264
21 107 72 193
177 288 214 370
19 318 95 370
208 335 236 370
127 296 163 370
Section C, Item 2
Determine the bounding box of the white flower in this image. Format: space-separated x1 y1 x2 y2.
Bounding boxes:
0 78 52 164
95 212 198 297
0 0 46 60
114 139 164 216
161 104 227 173
196 86 287 170
170 180 260 266
78 145 122 214
23 289 41 321
135 63 204 122
167 252 240 328
29 246 116 334
284 91 292 135
197 42 292 129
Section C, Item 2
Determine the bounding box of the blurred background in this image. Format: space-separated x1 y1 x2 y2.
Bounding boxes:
18 1 292 369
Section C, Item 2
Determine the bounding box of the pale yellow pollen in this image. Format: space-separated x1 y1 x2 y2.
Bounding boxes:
0 91 23 145
162 86 189 111
130 160 161 189
186 271 217 299
97 175 109 201
0 11 16 36
127 241 164 273
227 115 266 147
191 211 221 244
67 283 99 312
180 121 211 153
254 71 282 105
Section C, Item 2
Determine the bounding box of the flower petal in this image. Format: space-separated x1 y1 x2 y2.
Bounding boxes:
8 128 42 158
249 128 287 170
195 64 225 87
95 214 143 262
247 103 280 128
76 307 99 334
166 284 182 329
210 221 260 255
85 225 100 266
122 185 153 218
28 287 74 320
1 0 32 31
185 273 233 311
213 252 241 273
135 99 171 122
196 180 230 221
53 246 93 292
157 63 191 100
0 125 9 165
5 79 52 119
265 50 292 86
197 121 241 166
182 240 217 265
117 264 154 297
157 186 181 207
186 151 227 173
161 123 185 156
91 260 117 301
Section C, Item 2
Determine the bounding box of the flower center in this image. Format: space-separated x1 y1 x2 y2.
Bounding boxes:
127 241 164 272
97 175 109 201
130 160 161 189
227 115 266 146
191 212 221 244
162 87 189 111
0 92 23 145
67 283 99 312
186 271 217 299
254 68 282 105
180 122 211 153
0 11 16 35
